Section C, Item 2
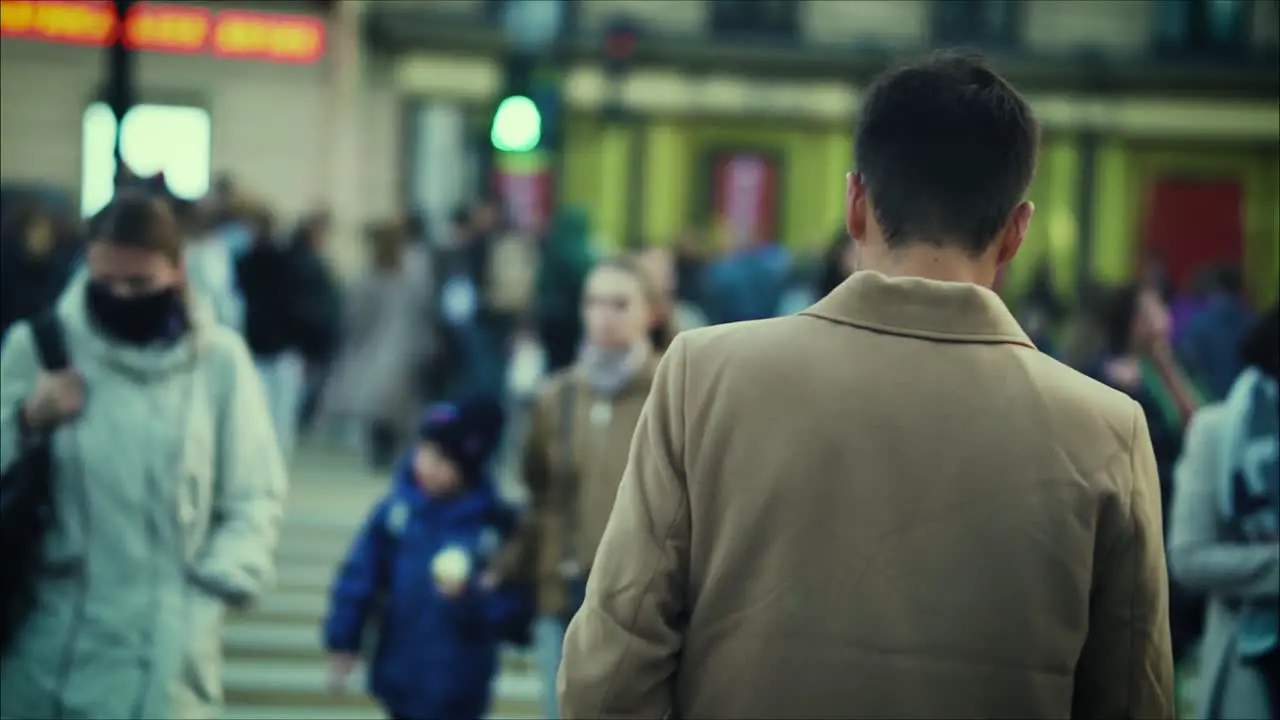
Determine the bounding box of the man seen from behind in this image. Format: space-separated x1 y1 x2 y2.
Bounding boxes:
558 52 1175 720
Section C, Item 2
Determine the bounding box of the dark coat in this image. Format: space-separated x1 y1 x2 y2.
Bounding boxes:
283 242 342 363
236 242 298 357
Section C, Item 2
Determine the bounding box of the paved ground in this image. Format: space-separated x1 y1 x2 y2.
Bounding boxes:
283 439 387 518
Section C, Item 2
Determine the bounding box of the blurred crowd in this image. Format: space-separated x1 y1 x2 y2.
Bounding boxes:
0 164 1275 720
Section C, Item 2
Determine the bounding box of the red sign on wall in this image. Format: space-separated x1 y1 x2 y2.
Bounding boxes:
0 0 326 64
711 152 780 245
494 152 555 235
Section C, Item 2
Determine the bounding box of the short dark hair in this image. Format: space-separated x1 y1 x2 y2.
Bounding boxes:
855 51 1039 254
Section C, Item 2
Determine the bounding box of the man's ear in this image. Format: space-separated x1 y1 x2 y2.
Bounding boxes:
845 172 869 247
996 200 1034 266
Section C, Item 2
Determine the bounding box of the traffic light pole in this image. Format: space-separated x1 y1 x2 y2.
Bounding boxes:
490 51 563 233
107 0 137 191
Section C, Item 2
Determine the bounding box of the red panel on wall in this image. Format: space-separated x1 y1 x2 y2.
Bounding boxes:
711 152 780 245
1142 179 1243 292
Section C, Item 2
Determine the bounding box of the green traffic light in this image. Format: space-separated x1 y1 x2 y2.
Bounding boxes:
490 95 543 153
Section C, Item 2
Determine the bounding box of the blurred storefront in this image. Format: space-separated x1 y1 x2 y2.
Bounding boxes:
0 0 398 273
376 0 1278 305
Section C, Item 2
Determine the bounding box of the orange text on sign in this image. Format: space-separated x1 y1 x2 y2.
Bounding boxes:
0 0 116 47
0 0 326 64
211 10 325 64
124 3 210 54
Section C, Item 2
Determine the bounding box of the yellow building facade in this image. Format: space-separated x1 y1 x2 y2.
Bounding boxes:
395 53 1278 306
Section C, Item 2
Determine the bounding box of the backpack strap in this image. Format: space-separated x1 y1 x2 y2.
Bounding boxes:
556 376 581 578
28 311 68 372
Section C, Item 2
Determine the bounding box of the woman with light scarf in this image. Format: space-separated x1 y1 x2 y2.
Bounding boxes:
491 256 661 719
1170 305 1279 720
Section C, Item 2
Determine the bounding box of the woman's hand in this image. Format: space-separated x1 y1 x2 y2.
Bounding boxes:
22 370 85 432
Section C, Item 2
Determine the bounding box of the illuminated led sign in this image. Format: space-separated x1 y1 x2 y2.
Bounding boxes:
0 1 326 64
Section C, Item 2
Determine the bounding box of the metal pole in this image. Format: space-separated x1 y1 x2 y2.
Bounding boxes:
107 0 137 191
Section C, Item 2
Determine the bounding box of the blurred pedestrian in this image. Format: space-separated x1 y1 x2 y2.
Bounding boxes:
435 201 511 398
321 222 434 470
323 398 532 720
815 227 857 299
237 208 308 459
0 192 286 719
559 52 1174 719
1019 262 1065 356
534 207 595 374
435 207 479 397
699 224 792 325
1094 281 1207 663
633 247 682 350
1170 305 1279 720
491 257 660 719
285 211 344 431
1177 265 1254 401
180 198 242 331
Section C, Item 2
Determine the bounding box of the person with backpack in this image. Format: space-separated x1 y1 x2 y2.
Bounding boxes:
0 192 287 719
322 397 532 720
1170 305 1280 720
489 256 660 719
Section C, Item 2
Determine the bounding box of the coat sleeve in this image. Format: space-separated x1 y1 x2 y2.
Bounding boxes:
0 322 39 477
1169 407 1280 599
323 499 391 653
483 582 535 644
490 392 554 584
190 331 290 604
1072 402 1176 720
484 502 536 643
558 336 691 720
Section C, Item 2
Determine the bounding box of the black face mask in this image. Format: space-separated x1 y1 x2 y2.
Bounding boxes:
86 283 186 346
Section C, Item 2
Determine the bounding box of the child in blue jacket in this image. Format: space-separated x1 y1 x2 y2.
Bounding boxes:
323 398 533 720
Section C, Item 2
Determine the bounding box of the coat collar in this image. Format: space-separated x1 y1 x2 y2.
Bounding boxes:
569 349 660 399
802 270 1034 348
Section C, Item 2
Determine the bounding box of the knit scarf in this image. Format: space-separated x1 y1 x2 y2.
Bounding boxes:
577 340 652 396
1219 367 1280 659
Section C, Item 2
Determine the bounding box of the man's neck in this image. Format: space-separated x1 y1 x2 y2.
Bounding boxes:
864 246 996 287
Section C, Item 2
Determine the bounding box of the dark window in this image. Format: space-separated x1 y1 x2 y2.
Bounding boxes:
1153 0 1250 59
931 0 1022 49
709 0 799 42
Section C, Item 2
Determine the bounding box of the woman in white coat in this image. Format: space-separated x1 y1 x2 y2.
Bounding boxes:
1169 305 1279 720
0 193 288 719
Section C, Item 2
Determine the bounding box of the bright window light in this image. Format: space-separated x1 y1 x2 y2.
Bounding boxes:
80 103 212 218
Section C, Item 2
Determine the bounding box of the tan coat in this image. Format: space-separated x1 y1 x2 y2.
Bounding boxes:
500 360 659 615
559 270 1175 720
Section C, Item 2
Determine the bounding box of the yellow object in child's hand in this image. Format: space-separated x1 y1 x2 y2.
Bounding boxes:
432 546 472 596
